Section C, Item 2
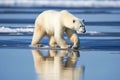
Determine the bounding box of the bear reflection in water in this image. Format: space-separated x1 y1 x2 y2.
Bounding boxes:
32 49 84 80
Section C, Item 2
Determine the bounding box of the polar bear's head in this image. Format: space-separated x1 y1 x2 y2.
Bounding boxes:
61 10 86 33
72 18 86 33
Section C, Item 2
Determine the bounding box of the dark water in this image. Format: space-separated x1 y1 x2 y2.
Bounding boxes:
0 6 120 80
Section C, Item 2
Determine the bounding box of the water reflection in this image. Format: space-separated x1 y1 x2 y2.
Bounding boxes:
32 49 84 80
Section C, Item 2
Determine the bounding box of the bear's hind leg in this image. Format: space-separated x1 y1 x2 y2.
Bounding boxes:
65 29 80 49
31 29 45 47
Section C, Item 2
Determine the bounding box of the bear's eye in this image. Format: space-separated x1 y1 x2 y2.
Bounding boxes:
73 20 75 23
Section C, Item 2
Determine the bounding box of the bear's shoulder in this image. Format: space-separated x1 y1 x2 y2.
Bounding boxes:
43 10 68 13
60 10 69 14
42 10 59 14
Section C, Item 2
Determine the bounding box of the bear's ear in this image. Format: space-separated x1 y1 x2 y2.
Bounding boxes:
73 20 76 23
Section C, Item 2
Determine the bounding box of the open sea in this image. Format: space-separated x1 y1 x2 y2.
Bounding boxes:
0 5 120 80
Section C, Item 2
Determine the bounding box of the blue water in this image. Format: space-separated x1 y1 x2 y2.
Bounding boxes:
0 6 120 80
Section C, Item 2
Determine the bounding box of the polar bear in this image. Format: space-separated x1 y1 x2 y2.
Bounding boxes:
31 10 86 49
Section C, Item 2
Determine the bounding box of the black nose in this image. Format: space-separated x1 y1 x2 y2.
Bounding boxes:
83 30 86 33
82 27 86 33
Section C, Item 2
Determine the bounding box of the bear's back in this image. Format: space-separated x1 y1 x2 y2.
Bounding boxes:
37 10 61 35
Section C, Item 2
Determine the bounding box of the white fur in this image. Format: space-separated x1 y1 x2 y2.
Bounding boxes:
31 10 86 48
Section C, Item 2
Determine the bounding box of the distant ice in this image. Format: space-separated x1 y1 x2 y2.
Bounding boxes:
0 0 120 7
0 26 33 33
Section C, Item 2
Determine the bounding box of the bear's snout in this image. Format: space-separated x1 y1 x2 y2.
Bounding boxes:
81 29 86 33
82 27 86 33
81 25 86 33
78 26 86 33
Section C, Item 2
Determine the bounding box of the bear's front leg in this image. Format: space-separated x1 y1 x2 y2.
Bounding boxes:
54 28 70 49
65 29 80 49
72 34 80 49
